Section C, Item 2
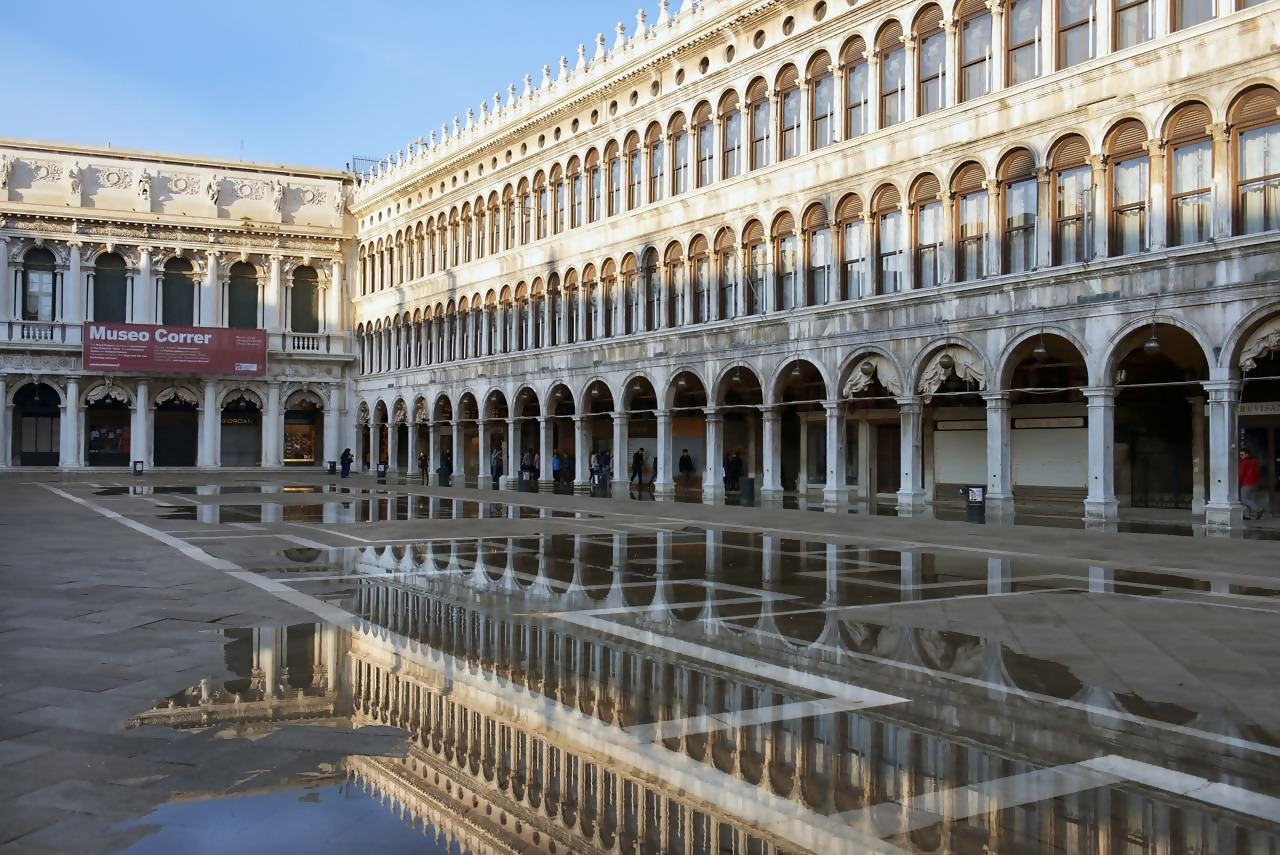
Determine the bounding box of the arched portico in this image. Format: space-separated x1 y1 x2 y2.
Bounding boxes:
371 400 389 470
619 374 658 496
481 390 509 489
1235 313 1280 518
11 381 63 467
581 379 615 495
456 392 480 485
770 359 830 498
666 369 710 498
219 388 263 468
545 383 576 494
283 389 326 467
84 382 133 468
712 364 764 503
512 387 541 488
838 351 905 505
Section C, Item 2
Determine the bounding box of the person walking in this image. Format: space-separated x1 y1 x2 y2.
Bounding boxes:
417 450 428 484
590 451 600 491
631 448 645 484
1240 448 1265 520
339 448 354 479
601 448 612 496
490 445 503 490
679 449 694 490
551 450 562 491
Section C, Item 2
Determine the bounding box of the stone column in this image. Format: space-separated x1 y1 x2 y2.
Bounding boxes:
761 408 782 497
1035 168 1052 269
1188 395 1206 514
1146 141 1167 250
135 246 152 323
452 419 465 485
0 377 7 467
481 307 492 356
266 255 283 332
477 420 490 486
538 416 553 493
506 417 519 489
1083 388 1118 522
904 35 918 121
939 194 956 285
387 421 400 474
703 408 724 500
573 415 591 493
0 238 10 322
611 413 630 495
824 401 845 503
198 381 217 468
132 381 149 468
861 212 876 297
655 409 674 497
1210 123 1233 239
263 382 282 467
1089 155 1109 259
990 5 1006 90
60 376 80 469
370 420 382 472
64 243 83 324
428 421 440 478
984 392 1014 516
856 418 876 500
1203 381 1242 530
323 391 339 467
866 56 881 134
201 250 218 327
406 421 418 479
896 398 926 513
328 259 343 334
984 181 1003 276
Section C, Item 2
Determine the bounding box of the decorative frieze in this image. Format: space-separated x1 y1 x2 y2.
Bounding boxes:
165 174 203 196
96 166 134 190
27 160 64 184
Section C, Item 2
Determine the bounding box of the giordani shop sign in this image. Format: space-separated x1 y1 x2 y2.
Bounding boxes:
83 323 267 376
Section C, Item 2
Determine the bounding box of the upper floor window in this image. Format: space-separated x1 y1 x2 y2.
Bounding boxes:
625 134 642 210
1000 149 1038 273
1107 120 1149 255
21 248 56 323
952 163 988 281
747 79 771 170
1058 0 1095 69
1174 0 1212 31
1114 0 1150 48
1166 103 1213 246
569 166 583 229
503 192 516 249
535 175 549 240
959 0 992 102
690 236 709 323
837 194 866 300
291 266 320 334
809 54 835 150
551 169 565 234
1007 0 1041 86
671 115 690 196
805 205 832 306
1233 87 1280 235
227 261 259 329
161 257 195 326
721 94 743 179
646 124 665 203
519 183 533 244
916 6 946 116
92 252 128 323
842 37 869 138
912 175 943 288
587 151 603 223
778 66 802 161
1051 136 1092 264
877 23 906 128
773 214 799 310
743 221 765 315
715 229 739 319
695 105 715 187
606 143 622 216
489 201 501 254
873 185 904 295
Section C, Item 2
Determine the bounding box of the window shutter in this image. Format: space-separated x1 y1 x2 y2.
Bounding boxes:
1001 148 1036 180
837 193 864 221
1052 136 1090 168
841 36 867 66
1168 103 1211 142
912 174 942 204
877 21 904 53
873 185 901 211
953 162 986 194
1232 87 1280 127
915 4 944 35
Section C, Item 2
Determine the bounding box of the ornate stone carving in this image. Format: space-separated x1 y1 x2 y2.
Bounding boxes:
68 162 82 196
97 166 134 190
155 387 199 406
232 178 267 201
917 347 987 402
0 153 11 189
271 181 285 214
842 356 903 398
28 159 64 184
413 399 428 424
356 401 371 426
1240 318 1280 372
297 186 328 207
206 174 221 204
166 174 203 196
392 399 408 425
137 170 152 200
85 382 131 406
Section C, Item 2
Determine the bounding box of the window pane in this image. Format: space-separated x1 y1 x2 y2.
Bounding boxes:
782 90 800 159
846 63 868 137
23 270 54 322
291 279 319 333
963 14 992 67
674 132 689 195
94 269 128 322
919 32 945 115
162 273 194 326
724 113 742 177
1172 141 1211 194
698 123 714 186
1176 0 1212 28
1114 0 1150 48
228 278 258 329
881 49 905 127
813 76 834 148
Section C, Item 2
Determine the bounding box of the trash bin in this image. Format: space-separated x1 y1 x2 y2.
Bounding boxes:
132 461 144 476
327 461 337 475
376 463 388 483
738 476 756 506
965 486 986 522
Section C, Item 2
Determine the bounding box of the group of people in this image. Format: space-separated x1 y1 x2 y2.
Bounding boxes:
722 450 746 491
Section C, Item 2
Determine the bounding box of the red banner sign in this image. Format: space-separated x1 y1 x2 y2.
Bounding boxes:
82 323 268 376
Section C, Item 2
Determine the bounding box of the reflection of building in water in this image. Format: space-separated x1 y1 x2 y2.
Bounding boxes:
132 538 1280 853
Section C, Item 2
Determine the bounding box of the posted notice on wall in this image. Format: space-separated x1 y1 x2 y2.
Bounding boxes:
82 323 268 376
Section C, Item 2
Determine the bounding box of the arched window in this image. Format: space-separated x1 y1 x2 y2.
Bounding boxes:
625 133 642 210
546 277 560 347
92 253 128 322
690 236 709 324
1007 0 1041 85
227 261 259 329
805 205 832 305
953 162 988 281
1166 103 1213 246
747 79 771 170
777 66 802 161
551 166 566 234
586 150 603 223
808 53 835 150
694 103 715 188
837 194 866 299
646 124 665 203
503 186 516 249
877 23 906 128
912 175 943 288
715 228 739 320
663 244 683 327
670 114 690 196
519 179 533 244
21 248 57 322
567 160 582 229
1000 148 1038 273
1114 0 1149 48
1058 0 1095 69
916 6 946 116
583 264 599 341
534 173 549 240
1052 135 1092 264
958 0 992 102
449 211 461 266
473 204 486 259
721 92 743 179
642 249 660 330
622 255 640 334
773 213 799 310
489 196 501 254
743 220 766 315
606 141 623 216
161 257 195 326
564 271 579 344
1232 87 1280 235
601 259 617 337
841 37 869 139
1107 120 1149 255
461 205 474 262
1173 0 1212 30
873 186 904 294
291 266 320 334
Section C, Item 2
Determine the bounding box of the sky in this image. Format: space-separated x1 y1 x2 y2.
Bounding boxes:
4 0 644 171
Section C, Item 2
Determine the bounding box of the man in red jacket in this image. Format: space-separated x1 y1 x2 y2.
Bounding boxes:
1239 449 1264 521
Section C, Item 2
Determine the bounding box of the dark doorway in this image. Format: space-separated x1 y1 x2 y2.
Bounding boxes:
12 383 60 467
86 398 131 467
154 399 198 467
876 423 901 495
220 395 262 467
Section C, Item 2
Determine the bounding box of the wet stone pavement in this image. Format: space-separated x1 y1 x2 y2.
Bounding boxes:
2 472 1279 854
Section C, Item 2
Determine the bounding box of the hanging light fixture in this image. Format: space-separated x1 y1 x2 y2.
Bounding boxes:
1032 327 1049 363
860 361 876 377
789 361 802 379
677 376 688 390
939 353 955 372
590 387 600 399
731 367 742 385
1143 315 1162 357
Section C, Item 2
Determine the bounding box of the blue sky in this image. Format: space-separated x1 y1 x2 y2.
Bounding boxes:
5 0 643 170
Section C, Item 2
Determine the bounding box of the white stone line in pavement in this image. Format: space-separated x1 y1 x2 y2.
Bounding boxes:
1080 755 1280 823
279 534 334 550
525 594 797 618
288 522 371 542
626 697 887 743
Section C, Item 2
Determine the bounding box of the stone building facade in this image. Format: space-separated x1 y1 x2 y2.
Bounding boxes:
349 0 1280 528
0 139 354 469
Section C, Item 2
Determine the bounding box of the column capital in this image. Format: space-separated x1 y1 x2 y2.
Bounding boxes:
1202 380 1241 400
822 399 843 414
895 396 923 411
613 411 630 424
982 391 1011 405
1082 386 1116 403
